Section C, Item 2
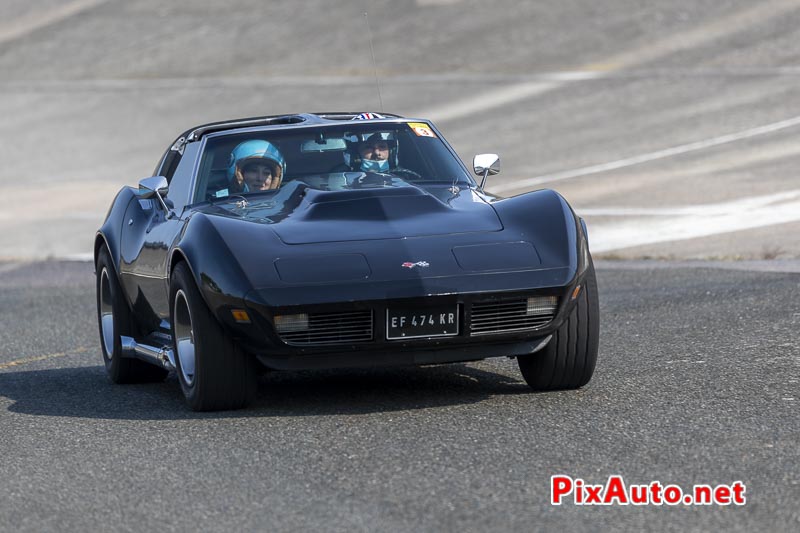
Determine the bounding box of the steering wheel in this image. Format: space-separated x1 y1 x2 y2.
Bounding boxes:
389 167 422 180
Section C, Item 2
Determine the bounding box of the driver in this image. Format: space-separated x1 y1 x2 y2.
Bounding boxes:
227 140 286 193
357 133 392 173
342 131 418 178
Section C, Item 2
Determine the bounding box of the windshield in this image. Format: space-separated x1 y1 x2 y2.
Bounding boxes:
193 121 473 202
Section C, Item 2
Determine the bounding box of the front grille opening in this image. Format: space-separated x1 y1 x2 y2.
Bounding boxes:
470 296 557 336
275 310 373 346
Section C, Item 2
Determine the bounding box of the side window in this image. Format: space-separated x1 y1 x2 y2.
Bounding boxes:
161 155 181 182
156 150 181 182
194 139 229 202
165 142 200 212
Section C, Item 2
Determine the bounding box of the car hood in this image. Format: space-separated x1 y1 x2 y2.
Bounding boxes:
188 184 578 303
197 178 503 244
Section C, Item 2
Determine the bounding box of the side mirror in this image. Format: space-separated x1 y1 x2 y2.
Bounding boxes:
138 176 169 199
138 176 173 218
473 154 500 190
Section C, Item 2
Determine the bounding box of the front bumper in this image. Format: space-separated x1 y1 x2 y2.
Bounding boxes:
253 335 552 371
225 281 582 370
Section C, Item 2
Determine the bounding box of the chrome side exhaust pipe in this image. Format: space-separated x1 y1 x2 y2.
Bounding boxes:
120 336 175 371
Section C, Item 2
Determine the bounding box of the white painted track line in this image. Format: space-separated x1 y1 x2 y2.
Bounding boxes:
418 0 800 124
492 114 800 193
417 81 566 123
3 70 800 93
581 191 800 253
0 0 109 46
577 190 800 217
593 0 800 70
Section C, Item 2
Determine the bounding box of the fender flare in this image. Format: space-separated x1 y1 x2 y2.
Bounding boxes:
490 188 580 275
94 187 138 276
169 214 254 324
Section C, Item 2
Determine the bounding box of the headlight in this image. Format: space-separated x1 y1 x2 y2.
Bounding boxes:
274 313 309 332
526 296 558 316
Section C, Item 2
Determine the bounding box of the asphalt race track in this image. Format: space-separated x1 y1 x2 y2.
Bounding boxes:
0 260 797 531
1 0 800 531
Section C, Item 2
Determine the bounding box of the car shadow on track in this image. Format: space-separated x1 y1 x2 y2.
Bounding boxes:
0 362 533 420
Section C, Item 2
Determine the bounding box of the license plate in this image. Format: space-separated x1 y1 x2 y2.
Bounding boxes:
386 306 459 339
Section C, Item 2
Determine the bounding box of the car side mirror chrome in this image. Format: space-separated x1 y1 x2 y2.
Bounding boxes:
138 176 169 199
473 154 500 190
138 176 174 218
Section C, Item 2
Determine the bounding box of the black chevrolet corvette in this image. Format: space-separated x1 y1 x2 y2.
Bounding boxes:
95 112 599 411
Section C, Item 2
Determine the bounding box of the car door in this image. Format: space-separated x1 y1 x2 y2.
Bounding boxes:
120 141 201 331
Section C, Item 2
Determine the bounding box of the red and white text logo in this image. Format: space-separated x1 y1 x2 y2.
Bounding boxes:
551 475 746 506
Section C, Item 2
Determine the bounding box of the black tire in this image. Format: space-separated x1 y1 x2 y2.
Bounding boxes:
169 262 256 411
96 245 168 384
518 263 600 390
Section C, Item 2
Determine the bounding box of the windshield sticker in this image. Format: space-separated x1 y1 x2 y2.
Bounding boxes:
408 122 437 138
215 188 229 198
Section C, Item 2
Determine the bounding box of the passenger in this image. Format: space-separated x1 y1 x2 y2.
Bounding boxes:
227 140 286 193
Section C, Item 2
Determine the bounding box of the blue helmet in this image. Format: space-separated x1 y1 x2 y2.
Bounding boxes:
227 140 286 191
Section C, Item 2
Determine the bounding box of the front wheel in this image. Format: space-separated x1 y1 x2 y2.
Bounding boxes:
517 263 600 390
170 262 256 411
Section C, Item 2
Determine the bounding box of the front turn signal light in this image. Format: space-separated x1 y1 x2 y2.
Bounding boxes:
571 285 582 301
231 309 251 324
